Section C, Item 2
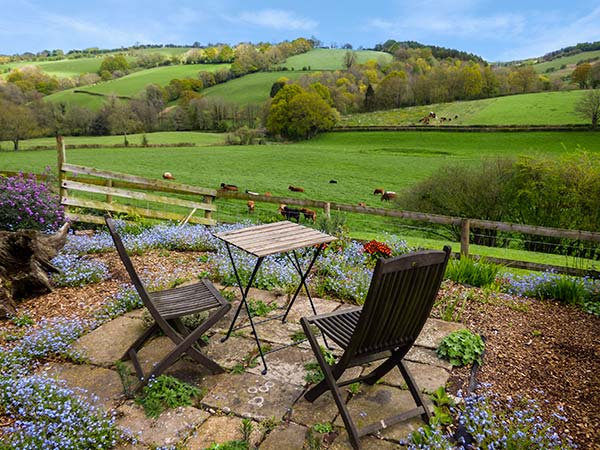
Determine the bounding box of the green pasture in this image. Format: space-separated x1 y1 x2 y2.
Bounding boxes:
280 48 393 70
341 90 588 127
203 71 307 104
0 131 224 150
533 49 600 73
0 57 106 78
45 63 229 109
2 130 599 268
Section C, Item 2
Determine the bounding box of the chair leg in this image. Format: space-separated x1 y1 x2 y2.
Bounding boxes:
301 319 361 450
398 360 432 423
361 353 402 386
122 322 160 361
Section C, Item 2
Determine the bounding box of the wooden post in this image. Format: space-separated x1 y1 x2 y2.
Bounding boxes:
460 219 470 257
323 202 331 219
56 136 69 215
204 195 213 221
106 179 113 204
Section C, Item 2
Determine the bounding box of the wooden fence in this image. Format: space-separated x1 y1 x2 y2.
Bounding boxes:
56 137 217 226
217 190 600 276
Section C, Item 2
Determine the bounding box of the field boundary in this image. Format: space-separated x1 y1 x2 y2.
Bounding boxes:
333 124 593 132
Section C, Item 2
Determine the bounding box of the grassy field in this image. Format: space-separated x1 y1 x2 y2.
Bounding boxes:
280 48 393 70
533 49 600 74
340 90 588 126
203 71 307 104
0 57 107 78
45 63 229 109
2 130 598 267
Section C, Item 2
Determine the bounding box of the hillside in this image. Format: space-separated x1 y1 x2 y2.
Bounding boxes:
280 48 393 70
340 90 588 127
45 63 229 109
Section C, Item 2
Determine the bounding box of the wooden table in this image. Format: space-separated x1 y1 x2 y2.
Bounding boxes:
215 221 336 374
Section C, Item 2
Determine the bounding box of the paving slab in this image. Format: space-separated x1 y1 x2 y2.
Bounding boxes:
116 403 209 447
73 315 146 367
415 318 465 349
333 384 430 443
204 333 259 370
246 346 314 386
405 346 453 371
329 434 403 449
40 362 124 408
259 422 307 450
186 415 262 449
380 361 450 394
202 372 303 421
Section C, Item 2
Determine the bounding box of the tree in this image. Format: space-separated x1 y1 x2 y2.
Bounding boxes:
0 101 38 150
266 84 338 139
571 63 592 89
343 51 357 69
574 89 600 128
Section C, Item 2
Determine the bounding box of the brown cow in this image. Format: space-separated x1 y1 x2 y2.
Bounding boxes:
264 192 272 197
220 183 238 191
358 202 366 207
247 200 255 214
162 172 175 180
278 204 300 222
300 208 317 223
381 191 397 201
288 185 305 193
373 188 384 195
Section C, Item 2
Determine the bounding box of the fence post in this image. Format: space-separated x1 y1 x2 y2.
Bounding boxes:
460 219 470 257
204 195 213 221
106 179 113 204
324 202 331 219
56 136 68 215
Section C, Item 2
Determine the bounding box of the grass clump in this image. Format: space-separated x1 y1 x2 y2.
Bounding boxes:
437 329 485 367
445 256 501 288
136 375 202 418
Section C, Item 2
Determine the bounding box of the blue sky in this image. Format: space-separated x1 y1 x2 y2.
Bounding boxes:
1 1 599 61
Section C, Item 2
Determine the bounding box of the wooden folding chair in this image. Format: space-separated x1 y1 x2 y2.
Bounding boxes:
301 246 451 449
105 215 231 391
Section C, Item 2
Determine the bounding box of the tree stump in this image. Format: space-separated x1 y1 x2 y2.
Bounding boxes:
0 223 70 318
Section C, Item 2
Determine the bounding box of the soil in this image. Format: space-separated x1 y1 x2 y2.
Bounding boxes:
2 250 599 449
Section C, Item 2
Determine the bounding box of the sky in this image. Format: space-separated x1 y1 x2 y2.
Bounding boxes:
1 1 599 62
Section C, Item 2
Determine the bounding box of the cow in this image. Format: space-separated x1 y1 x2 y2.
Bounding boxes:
288 185 305 193
381 191 397 201
358 202 366 207
247 200 255 214
278 204 301 222
220 183 238 191
373 188 384 195
162 172 175 180
300 208 317 223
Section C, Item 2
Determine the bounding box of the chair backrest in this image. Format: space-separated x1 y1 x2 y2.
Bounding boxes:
104 215 157 315
345 246 451 361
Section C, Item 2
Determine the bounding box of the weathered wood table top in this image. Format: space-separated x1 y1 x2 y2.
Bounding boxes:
215 221 336 257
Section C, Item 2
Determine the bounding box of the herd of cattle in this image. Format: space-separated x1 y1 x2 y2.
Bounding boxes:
418 111 459 125
161 173 397 223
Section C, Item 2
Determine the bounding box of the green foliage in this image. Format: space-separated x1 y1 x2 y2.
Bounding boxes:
267 84 338 139
312 422 333 433
444 256 501 288
136 375 202 418
437 329 485 367
304 347 336 384
115 360 136 399
247 299 278 317
10 313 34 327
240 418 254 442
205 441 248 450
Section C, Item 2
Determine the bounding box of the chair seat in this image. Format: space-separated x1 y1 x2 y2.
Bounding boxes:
309 308 362 349
150 279 224 319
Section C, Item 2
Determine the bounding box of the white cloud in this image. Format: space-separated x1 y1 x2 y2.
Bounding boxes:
236 9 317 31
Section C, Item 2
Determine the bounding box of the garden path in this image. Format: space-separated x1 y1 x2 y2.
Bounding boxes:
41 287 463 449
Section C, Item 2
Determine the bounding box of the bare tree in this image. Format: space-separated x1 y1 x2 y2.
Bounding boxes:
575 89 600 128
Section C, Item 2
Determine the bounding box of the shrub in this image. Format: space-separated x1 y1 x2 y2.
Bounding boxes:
437 329 485 367
445 256 501 288
0 170 65 232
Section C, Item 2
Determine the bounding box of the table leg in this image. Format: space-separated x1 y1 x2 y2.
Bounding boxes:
282 244 325 322
220 243 268 373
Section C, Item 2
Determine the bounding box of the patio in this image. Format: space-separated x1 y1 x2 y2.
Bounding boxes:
39 286 463 449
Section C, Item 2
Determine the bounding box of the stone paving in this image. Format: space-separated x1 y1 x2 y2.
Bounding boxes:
42 287 463 449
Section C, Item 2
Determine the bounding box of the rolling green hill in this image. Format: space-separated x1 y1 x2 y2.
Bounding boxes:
45 63 229 109
533 49 600 74
202 71 307 104
340 90 588 127
280 48 393 70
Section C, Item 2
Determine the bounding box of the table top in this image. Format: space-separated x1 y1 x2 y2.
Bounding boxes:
215 221 337 257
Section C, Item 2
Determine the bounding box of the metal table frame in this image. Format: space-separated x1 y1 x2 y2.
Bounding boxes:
215 221 336 374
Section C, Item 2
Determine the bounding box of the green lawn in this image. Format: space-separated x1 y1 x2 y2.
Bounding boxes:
341 90 588 126
533 49 600 74
203 71 307 104
280 48 393 70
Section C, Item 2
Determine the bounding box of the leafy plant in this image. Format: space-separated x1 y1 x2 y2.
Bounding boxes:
437 329 485 367
10 313 34 327
312 422 333 434
247 299 278 317
136 375 202 418
290 330 306 343
205 441 248 450
444 256 501 288
240 418 254 442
